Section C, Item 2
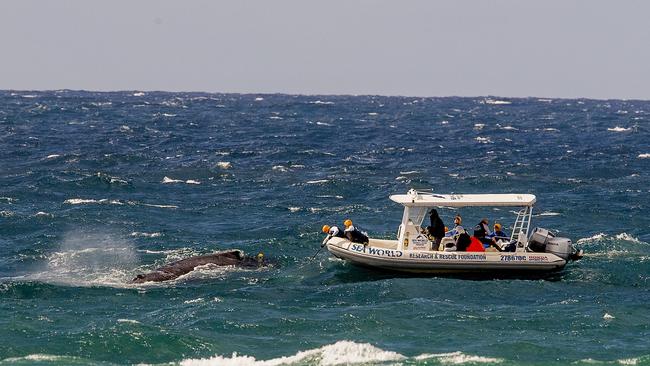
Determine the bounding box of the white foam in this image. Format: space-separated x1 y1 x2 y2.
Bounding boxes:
132 92 145 97
217 161 232 169
179 340 405 366
163 176 201 185
140 203 178 209
474 123 485 129
306 179 329 184
254 97 264 101
368 112 378 116
543 128 559 132
162 176 184 184
316 121 333 126
475 136 492 143
64 198 100 205
0 197 16 203
615 233 643 244
34 211 53 218
3 354 66 362
310 100 335 105
184 298 205 304
538 212 561 216
416 351 503 364
316 195 343 199
46 154 61 159
603 313 615 320
0 210 14 217
272 165 288 172
607 126 632 132
577 233 607 243
638 153 650 159
399 170 419 175
500 125 518 131
618 357 640 365
269 116 283 120
130 232 163 238
117 318 141 324
288 207 301 212
483 99 511 105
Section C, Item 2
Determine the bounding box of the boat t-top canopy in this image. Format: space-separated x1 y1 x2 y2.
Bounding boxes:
390 190 536 207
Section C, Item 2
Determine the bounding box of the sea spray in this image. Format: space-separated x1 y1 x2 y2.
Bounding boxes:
33 229 140 286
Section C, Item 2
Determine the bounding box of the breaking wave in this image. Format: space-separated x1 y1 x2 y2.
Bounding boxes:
177 340 506 366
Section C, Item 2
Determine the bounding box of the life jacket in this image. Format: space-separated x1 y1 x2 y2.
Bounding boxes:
329 226 345 238
345 226 369 244
466 237 486 252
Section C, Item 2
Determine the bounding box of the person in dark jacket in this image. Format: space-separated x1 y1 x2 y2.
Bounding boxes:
426 208 446 248
455 233 472 251
343 219 369 244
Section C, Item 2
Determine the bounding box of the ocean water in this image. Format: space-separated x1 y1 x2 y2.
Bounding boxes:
0 90 649 365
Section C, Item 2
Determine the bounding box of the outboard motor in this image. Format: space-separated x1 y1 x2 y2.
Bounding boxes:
528 227 582 261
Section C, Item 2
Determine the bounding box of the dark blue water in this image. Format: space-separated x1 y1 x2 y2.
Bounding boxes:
1 90 649 365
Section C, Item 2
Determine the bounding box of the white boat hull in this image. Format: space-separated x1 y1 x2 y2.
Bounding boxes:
325 237 567 274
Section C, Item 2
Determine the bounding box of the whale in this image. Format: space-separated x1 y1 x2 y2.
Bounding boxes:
132 249 269 283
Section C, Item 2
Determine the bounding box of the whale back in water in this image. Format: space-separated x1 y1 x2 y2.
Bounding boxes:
132 250 265 283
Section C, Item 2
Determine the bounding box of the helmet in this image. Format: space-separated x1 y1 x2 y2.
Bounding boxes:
494 223 502 230
344 219 353 227
322 225 331 233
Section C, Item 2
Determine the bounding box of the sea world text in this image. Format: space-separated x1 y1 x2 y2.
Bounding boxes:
350 244 403 258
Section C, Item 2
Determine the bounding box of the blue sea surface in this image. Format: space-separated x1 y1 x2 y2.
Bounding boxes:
0 90 649 365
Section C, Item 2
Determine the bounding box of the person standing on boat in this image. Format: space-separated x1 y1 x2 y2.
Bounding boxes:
426 208 445 248
343 219 369 244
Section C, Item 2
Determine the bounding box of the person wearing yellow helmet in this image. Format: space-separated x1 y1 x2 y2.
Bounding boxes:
322 224 345 239
343 218 369 244
487 222 509 247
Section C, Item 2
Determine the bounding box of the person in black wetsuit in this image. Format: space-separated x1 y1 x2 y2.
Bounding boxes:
426 208 445 249
343 219 369 244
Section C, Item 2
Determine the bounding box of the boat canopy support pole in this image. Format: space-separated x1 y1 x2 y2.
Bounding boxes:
397 206 410 251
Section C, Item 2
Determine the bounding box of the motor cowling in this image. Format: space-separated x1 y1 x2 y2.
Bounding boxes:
528 227 578 261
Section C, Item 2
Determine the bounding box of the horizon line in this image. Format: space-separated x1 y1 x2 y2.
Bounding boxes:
2 88 649 103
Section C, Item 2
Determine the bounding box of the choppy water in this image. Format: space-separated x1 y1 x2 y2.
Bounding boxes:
1 90 649 365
